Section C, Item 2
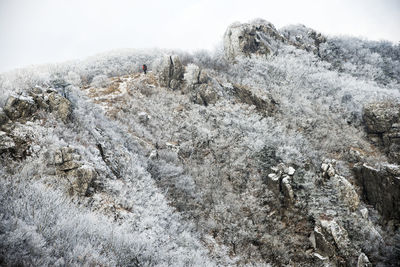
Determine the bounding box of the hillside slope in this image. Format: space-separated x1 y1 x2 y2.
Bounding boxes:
1 19 400 266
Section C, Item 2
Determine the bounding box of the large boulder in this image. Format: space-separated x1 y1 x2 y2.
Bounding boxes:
363 102 399 133
357 253 372 267
266 163 296 205
313 218 359 265
311 218 358 265
47 92 72 122
232 84 277 116
312 225 335 257
223 19 286 61
67 165 97 196
3 95 37 120
3 90 72 123
184 64 209 87
52 146 96 196
333 175 360 211
281 24 327 56
353 163 400 220
383 122 400 163
54 146 82 171
321 160 360 211
363 102 400 163
191 84 218 106
184 64 217 106
158 55 184 89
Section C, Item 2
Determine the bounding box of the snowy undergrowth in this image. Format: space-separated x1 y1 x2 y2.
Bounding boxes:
0 83 222 266
225 46 400 160
1 24 400 266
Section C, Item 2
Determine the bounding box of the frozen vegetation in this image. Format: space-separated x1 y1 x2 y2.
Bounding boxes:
1 19 400 266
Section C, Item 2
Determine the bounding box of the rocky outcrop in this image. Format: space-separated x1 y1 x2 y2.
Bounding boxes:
0 126 31 159
353 163 400 220
320 160 360 211
52 146 96 196
184 64 218 106
266 163 296 205
281 24 327 56
158 55 184 89
184 64 209 86
223 19 286 61
363 101 400 163
363 102 399 133
232 84 278 116
312 224 335 258
3 95 37 120
54 146 82 171
0 90 72 159
3 89 72 124
321 159 336 179
333 175 360 211
47 92 72 122
357 253 372 267
223 20 328 61
68 165 97 196
191 84 218 106
311 217 360 265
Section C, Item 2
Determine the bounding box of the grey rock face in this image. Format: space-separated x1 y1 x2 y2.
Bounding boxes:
312 218 357 263
267 173 280 196
0 108 9 127
364 102 399 133
315 218 358 264
353 163 400 220
4 95 37 120
266 163 296 205
321 161 335 179
232 84 277 116
223 19 286 61
68 165 97 196
191 84 218 106
184 64 218 106
363 102 400 163
357 253 372 267
48 92 72 122
281 176 295 204
159 55 184 89
52 146 96 196
325 219 351 257
3 90 72 123
281 24 327 56
321 160 360 211
312 225 335 257
54 147 82 171
333 175 360 211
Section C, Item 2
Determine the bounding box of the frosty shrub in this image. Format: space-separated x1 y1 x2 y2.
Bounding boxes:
90 74 110 88
65 71 81 86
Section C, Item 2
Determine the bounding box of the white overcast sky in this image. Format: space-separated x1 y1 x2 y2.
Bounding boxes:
0 0 399 72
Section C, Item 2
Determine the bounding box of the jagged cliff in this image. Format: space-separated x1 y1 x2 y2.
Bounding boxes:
1 19 400 266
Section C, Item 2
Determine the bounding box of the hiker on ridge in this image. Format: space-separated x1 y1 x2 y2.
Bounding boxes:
142 64 147 74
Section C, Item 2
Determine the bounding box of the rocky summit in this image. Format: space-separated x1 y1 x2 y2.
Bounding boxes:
1 19 400 266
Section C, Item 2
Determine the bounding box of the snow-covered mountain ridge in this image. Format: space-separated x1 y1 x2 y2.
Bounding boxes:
1 19 399 266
